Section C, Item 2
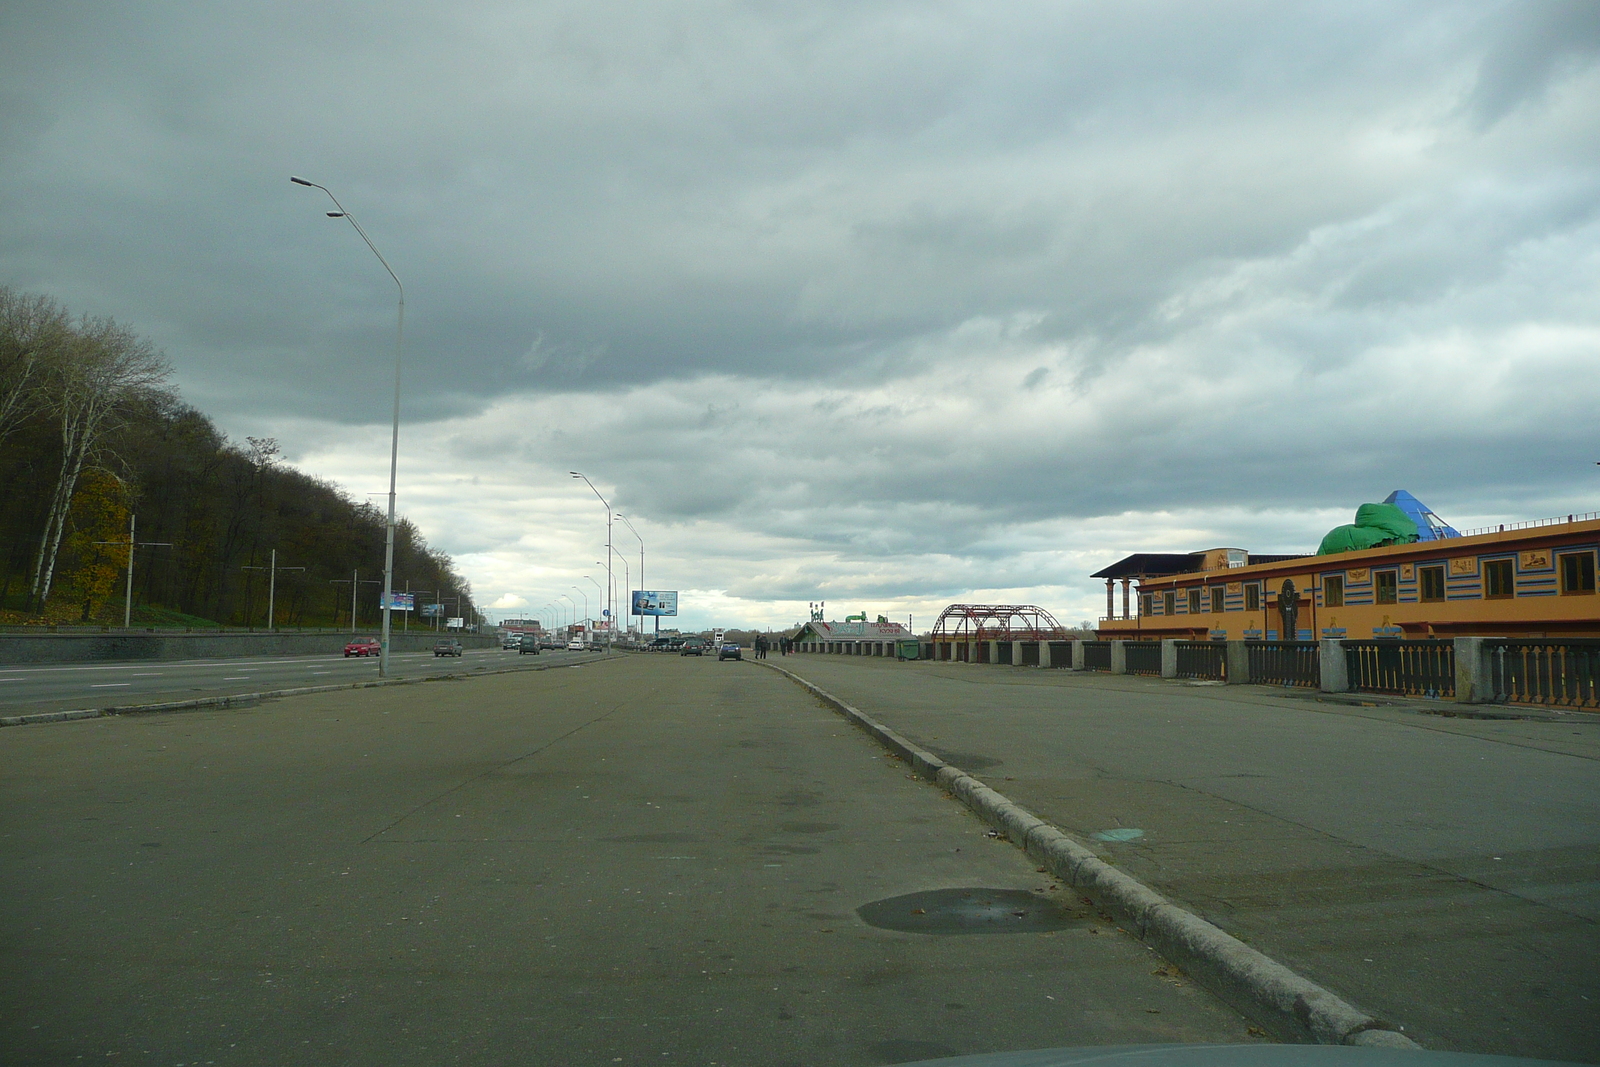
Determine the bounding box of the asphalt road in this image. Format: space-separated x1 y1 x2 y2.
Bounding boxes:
769 654 1600 1063
0 653 1255 1067
0 646 591 715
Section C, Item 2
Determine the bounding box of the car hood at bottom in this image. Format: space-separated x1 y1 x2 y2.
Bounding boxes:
896 1046 1572 1067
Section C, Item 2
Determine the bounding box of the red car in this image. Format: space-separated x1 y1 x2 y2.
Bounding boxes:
344 637 381 657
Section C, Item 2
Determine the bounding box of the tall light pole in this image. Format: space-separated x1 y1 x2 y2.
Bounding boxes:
600 556 628 639
570 473 613 654
572 586 587 625
560 594 576 634
292 175 404 679
582 576 603 642
616 513 643 633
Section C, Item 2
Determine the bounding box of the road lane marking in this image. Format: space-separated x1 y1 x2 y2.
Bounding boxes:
90 683 131 688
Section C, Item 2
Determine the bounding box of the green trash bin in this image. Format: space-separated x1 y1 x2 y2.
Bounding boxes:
896 639 920 661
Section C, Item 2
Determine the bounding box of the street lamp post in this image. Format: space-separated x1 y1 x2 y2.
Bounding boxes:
585 572 607 652
292 175 404 679
616 513 644 634
560 594 576 637
600 556 628 641
570 473 613 655
572 587 587 626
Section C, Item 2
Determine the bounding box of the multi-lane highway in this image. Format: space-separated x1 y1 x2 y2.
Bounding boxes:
0 646 595 716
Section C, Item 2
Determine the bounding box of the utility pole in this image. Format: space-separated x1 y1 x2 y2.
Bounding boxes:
241 549 305 631
329 571 380 633
94 515 171 629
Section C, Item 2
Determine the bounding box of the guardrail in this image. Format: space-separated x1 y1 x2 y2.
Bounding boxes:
1345 640 1455 699
1247 641 1320 688
1175 641 1227 680
1485 639 1600 709
1123 641 1162 675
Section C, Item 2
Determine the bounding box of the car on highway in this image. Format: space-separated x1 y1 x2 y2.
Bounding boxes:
432 638 464 657
501 632 523 650
566 639 586 651
717 642 742 661
518 636 540 654
343 637 380 657
679 637 708 656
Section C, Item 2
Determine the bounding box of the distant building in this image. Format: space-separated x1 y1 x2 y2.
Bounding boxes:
792 618 910 655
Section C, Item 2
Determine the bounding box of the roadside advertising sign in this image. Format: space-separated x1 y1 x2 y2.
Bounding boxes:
447 617 465 629
632 590 678 616
382 592 415 611
422 604 444 617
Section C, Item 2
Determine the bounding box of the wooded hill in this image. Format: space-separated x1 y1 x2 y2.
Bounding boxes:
0 286 477 628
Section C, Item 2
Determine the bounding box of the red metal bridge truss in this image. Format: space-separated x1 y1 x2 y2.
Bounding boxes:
930 604 1068 642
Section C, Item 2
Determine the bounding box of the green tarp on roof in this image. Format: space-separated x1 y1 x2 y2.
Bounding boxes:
1315 502 1419 556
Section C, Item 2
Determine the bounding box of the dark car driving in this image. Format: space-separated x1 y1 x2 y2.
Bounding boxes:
680 637 708 656
432 638 463 657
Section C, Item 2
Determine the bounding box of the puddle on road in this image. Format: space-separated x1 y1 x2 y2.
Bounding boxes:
1093 828 1145 842
856 887 1083 935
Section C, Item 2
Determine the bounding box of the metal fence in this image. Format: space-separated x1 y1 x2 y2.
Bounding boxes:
1047 641 1072 667
1019 641 1040 666
1082 641 1111 672
997 641 1014 665
1345 640 1455 698
1123 641 1162 675
1175 641 1227 681
1486 639 1600 709
1246 641 1320 688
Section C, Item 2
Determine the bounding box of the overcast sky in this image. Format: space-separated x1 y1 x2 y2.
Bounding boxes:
4 1 1598 631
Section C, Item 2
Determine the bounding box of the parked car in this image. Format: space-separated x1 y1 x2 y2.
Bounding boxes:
433 639 464 657
518 637 540 655
648 637 674 651
680 637 707 656
566 639 586 651
344 637 380 657
717 642 742 661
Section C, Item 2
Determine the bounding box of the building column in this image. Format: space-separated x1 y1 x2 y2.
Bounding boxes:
1122 579 1132 620
1106 579 1115 621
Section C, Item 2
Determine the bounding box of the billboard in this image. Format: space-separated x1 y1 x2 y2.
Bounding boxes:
632 590 678 616
382 592 415 612
421 603 445 617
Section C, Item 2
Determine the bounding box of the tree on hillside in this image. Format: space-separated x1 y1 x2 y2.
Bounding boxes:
27 315 172 609
0 287 71 446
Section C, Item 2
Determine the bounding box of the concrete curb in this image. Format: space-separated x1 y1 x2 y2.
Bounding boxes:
757 659 1419 1050
0 653 616 728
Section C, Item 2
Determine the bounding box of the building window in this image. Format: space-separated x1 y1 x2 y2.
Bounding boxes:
1419 565 1446 602
1210 587 1225 613
1164 591 1176 616
1140 593 1153 617
1375 570 1398 604
1560 551 1597 595
1188 588 1201 614
1484 559 1514 598
1324 575 1344 608
1245 583 1260 612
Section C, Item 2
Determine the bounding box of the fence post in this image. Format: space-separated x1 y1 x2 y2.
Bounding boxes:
1319 639 1349 692
1039 641 1053 668
1110 641 1127 675
1071 640 1085 670
1454 637 1491 703
1225 640 1250 685
1160 639 1178 679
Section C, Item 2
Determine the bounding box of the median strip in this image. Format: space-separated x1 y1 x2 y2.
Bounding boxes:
756 658 1419 1050
0 653 617 727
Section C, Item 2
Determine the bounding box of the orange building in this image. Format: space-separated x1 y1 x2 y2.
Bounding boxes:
1095 513 1600 641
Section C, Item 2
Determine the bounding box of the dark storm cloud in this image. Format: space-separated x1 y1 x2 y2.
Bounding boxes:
3 2 1598 622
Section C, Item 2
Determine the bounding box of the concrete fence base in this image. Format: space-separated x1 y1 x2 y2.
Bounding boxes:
0 631 497 665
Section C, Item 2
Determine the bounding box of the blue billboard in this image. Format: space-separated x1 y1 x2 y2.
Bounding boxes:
632 590 678 617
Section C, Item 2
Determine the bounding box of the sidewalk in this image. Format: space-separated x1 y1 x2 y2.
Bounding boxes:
769 653 1600 1063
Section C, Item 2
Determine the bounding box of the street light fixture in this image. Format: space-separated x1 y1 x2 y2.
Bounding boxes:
615 513 644 632
559 594 576 634
292 175 404 679
571 586 587 624
570 472 613 654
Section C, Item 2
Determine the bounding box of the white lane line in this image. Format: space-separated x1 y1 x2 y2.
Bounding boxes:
90 683 131 688
128 672 163 677
311 671 332 675
221 676 250 681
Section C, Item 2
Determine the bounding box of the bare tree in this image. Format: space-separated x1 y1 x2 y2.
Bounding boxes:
28 314 172 609
0 286 71 446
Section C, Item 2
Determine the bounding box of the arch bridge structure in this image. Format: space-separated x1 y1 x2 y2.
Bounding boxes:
930 604 1067 643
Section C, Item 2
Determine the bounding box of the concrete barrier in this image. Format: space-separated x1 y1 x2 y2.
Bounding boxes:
0 631 497 665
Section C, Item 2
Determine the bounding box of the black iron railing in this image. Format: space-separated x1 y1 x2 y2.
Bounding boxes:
1247 641 1320 687
1345 640 1455 698
1083 641 1112 672
1047 640 1072 667
1123 641 1162 675
1176 641 1227 680
1019 641 1040 666
1486 639 1600 709
998 641 1014 665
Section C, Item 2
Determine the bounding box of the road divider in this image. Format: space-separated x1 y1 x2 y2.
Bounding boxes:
756 658 1419 1050
0 653 616 728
